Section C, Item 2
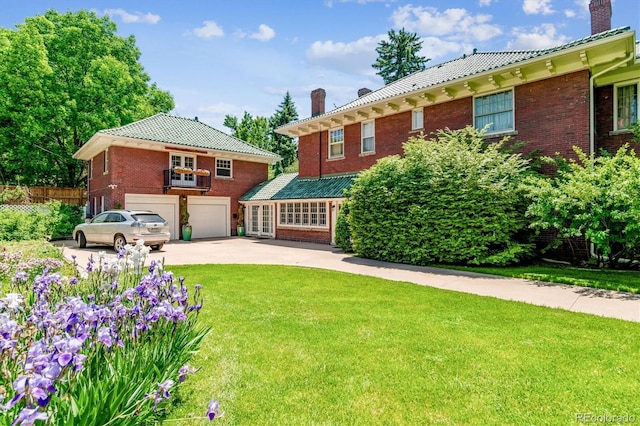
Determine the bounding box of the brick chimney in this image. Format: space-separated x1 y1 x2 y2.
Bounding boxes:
311 88 326 117
589 0 611 35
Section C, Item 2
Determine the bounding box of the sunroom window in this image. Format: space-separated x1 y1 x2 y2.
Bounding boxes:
474 90 514 134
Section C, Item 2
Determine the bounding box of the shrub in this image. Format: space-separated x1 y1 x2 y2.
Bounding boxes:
334 200 353 252
0 186 29 204
348 126 534 266
0 202 83 241
525 144 640 268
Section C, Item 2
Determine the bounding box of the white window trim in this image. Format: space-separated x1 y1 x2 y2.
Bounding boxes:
278 201 329 229
361 120 375 154
613 80 639 131
215 158 233 178
89 159 93 180
473 89 515 135
170 153 196 186
329 128 345 159
411 108 424 131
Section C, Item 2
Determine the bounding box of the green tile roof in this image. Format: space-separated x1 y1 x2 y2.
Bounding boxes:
280 27 632 129
100 113 280 159
241 173 357 201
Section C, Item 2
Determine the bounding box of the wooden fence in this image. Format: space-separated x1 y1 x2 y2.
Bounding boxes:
0 185 87 206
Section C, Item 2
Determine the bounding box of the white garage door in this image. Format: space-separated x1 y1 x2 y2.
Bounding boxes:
188 196 230 238
125 194 180 240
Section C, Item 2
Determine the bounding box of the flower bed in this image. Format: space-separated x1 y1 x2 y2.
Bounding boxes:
0 241 220 425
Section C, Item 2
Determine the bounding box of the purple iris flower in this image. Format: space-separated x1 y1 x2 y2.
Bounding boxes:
10 407 48 426
207 399 220 421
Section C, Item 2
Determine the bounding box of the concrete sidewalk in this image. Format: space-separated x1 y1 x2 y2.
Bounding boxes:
57 237 640 323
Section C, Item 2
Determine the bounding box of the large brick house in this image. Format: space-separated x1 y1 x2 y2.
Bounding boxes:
241 0 639 245
73 113 280 240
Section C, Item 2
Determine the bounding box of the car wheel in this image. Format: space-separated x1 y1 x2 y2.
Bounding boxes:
77 232 87 248
151 244 163 250
113 235 127 252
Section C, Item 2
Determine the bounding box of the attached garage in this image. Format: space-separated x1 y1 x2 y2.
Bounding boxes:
125 194 180 240
187 196 230 238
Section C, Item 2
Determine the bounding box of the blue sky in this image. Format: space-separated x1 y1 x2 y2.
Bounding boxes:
1 0 639 133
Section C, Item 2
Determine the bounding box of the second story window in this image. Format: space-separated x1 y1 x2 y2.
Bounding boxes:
412 108 424 130
361 121 375 154
216 159 232 178
171 154 195 186
103 149 109 174
329 128 344 159
474 90 514 134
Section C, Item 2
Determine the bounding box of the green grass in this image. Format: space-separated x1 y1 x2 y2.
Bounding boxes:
441 263 640 294
165 264 640 425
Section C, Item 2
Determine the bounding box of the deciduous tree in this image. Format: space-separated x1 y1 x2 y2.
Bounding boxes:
0 10 174 187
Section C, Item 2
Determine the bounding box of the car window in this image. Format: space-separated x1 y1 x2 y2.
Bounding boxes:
91 213 109 223
107 213 124 223
132 213 166 223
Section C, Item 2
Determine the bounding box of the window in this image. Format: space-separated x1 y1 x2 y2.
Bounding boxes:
615 82 638 131
103 149 109 174
216 159 232 177
89 159 93 180
361 121 375 154
329 128 344 158
474 90 514 134
279 201 328 228
412 108 424 130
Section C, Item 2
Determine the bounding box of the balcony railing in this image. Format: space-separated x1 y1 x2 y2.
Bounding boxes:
163 169 211 193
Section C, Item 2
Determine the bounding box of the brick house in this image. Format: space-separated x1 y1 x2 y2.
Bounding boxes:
242 0 639 245
73 113 280 240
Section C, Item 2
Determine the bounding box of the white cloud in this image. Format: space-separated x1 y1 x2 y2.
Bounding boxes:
564 9 577 17
306 35 384 76
506 24 570 50
522 0 554 15
478 0 496 6
325 0 396 7
390 5 502 42
249 24 276 42
193 21 224 39
103 9 160 24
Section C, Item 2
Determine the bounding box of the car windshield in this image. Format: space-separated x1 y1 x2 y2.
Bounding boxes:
131 213 166 223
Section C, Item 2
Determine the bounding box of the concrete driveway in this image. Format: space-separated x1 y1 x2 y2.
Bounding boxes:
58 237 640 323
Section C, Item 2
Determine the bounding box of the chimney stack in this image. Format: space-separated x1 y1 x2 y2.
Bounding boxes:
589 0 612 35
358 88 372 97
311 88 326 117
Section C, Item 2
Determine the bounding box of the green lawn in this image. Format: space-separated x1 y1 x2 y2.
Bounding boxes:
165 264 640 425
442 263 640 294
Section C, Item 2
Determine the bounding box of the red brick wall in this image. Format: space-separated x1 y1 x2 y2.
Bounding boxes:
276 227 332 244
594 85 636 154
298 70 593 180
88 146 269 230
514 70 590 161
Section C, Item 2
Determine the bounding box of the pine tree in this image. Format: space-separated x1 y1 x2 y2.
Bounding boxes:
269 92 299 175
372 28 429 84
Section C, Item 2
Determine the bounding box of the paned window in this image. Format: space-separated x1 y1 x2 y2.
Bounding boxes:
171 154 195 185
616 82 638 130
103 149 109 174
361 121 375 153
329 128 344 158
474 90 514 133
279 202 328 228
216 159 232 177
412 108 424 130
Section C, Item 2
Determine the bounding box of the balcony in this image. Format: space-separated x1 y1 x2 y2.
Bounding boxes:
163 168 211 194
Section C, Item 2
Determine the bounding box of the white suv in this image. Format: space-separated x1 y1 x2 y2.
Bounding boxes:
73 210 171 252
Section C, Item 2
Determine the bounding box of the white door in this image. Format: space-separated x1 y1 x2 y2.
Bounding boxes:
125 194 179 240
187 196 230 238
249 204 274 238
331 200 343 245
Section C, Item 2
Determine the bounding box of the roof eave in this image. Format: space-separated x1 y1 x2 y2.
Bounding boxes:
277 29 636 138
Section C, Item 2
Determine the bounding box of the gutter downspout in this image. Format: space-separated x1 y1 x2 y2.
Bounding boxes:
588 52 634 259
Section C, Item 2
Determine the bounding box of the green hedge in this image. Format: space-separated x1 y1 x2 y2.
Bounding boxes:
348 126 534 266
0 201 83 241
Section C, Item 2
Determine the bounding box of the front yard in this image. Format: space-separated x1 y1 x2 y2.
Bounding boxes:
167 264 640 425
